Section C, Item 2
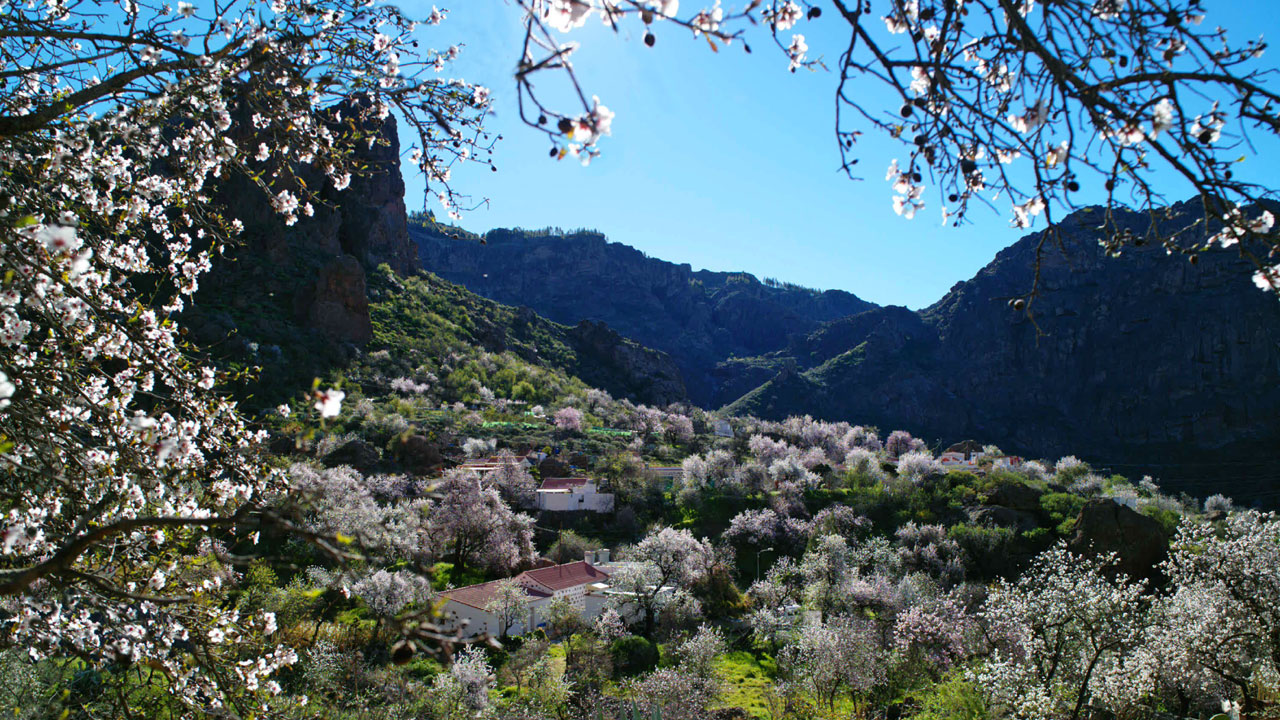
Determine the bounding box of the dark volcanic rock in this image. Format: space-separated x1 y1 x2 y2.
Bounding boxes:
413 227 874 405
726 202 1280 494
395 434 444 475
324 439 382 473
566 320 686 406
968 505 1041 533
297 255 373 343
1069 498 1169 581
199 103 416 349
332 98 417 276
984 482 1045 513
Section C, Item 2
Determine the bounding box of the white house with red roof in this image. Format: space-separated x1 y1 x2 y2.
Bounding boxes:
535 477 614 513
939 440 987 471
437 557 613 636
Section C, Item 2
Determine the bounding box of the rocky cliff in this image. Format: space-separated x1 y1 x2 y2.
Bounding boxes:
413 225 875 405
188 109 685 407
725 201 1280 494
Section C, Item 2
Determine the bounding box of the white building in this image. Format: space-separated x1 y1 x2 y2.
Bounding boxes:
938 440 986 471
713 419 735 439
535 477 614 513
438 558 613 637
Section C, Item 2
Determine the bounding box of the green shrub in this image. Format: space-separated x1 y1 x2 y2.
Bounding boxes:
1141 505 1182 536
610 636 660 677
914 670 989 720
1041 493 1086 536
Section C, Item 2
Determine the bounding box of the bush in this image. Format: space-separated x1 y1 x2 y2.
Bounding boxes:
913 670 988 720
1040 493 1087 536
546 530 602 564
610 635 660 677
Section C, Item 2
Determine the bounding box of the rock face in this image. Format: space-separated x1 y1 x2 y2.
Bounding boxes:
332 99 417 276
413 226 874 405
298 255 373 343
725 202 1280 493
566 320 686 406
1069 499 1169 581
200 102 418 349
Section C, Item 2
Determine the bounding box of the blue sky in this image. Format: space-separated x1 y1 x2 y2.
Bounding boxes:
401 2 1277 309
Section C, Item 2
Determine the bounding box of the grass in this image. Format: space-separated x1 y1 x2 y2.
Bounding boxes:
714 649 779 719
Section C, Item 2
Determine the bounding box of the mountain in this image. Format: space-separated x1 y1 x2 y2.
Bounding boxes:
723 201 1280 493
185 111 685 409
412 224 875 405
415 205 1280 494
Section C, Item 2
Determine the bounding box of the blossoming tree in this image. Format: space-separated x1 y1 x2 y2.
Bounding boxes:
0 0 493 714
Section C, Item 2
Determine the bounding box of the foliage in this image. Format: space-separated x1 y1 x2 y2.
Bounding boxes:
610 636 660 678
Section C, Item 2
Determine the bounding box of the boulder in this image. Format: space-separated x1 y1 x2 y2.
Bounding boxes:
396 434 443 475
983 482 1045 513
323 439 381 473
968 505 1040 533
1069 498 1169 581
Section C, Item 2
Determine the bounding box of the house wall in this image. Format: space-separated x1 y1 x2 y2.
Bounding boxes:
442 599 544 637
440 600 503 636
537 489 615 513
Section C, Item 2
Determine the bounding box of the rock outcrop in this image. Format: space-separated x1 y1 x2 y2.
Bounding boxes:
297 255 373 343
199 101 418 350
566 320 687 406
395 435 444 475
331 98 417 276
1069 499 1169 581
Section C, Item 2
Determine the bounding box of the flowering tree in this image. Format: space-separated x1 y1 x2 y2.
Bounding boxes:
553 406 584 431
623 666 719 720
0 0 499 712
893 596 975 675
428 470 536 573
352 569 437 617
895 521 965 585
487 450 539 507
515 0 1280 298
484 578 530 639
747 557 808 645
885 429 923 458
974 543 1150 720
725 508 810 554
671 624 729 679
896 450 943 483
776 615 886 713
425 645 498 720
610 526 714 636
1143 512 1280 717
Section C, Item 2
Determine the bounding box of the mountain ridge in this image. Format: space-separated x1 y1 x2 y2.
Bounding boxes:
415 204 1280 492
413 223 876 405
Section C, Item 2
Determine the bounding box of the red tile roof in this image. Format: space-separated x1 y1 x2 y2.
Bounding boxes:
439 560 610 610
521 561 610 592
540 477 590 491
440 579 550 611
